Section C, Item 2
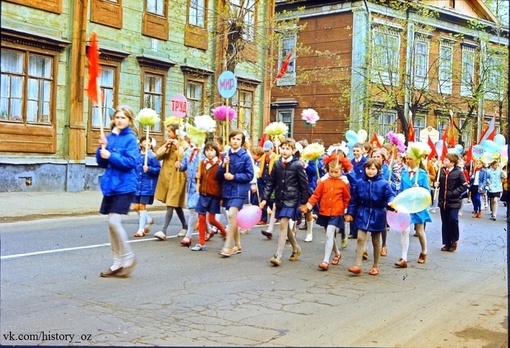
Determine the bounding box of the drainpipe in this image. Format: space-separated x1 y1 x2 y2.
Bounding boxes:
477 40 486 141
404 11 414 129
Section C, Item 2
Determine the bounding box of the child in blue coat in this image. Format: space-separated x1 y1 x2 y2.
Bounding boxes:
345 159 395 276
133 136 161 237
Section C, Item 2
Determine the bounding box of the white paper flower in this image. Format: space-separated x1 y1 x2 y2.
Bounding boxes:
136 108 161 126
194 115 217 133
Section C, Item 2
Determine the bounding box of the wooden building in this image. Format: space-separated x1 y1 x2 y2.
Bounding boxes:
270 0 508 147
0 0 275 192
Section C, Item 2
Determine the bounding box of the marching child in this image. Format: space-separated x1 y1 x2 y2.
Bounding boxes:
217 130 254 257
345 159 395 276
133 136 161 237
301 153 351 271
259 138 310 266
191 142 228 251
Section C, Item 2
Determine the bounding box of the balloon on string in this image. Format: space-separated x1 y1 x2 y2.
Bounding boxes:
499 145 508 158
346 130 358 144
494 134 505 147
357 129 368 143
481 140 500 154
454 144 463 155
389 187 431 214
473 145 485 158
386 210 411 231
236 205 262 230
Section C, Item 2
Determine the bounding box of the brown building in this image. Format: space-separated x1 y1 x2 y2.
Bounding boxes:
270 0 509 148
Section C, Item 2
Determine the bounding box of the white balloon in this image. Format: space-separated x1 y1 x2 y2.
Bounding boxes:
357 129 368 143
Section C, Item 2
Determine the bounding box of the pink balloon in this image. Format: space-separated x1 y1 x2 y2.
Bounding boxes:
500 145 508 158
236 205 262 230
386 210 411 231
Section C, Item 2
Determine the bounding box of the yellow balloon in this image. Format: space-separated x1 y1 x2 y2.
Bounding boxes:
389 187 431 214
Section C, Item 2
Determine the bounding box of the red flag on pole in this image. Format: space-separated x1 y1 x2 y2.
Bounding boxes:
465 144 473 164
440 137 448 161
370 133 382 149
258 121 271 147
479 115 496 142
427 136 438 160
408 122 415 142
276 51 293 79
87 32 101 105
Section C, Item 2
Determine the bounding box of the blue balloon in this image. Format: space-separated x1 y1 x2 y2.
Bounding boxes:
346 130 358 144
481 140 500 154
494 134 506 147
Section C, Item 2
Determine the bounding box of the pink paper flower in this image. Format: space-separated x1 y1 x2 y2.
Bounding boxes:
301 108 320 125
387 131 406 153
212 105 237 121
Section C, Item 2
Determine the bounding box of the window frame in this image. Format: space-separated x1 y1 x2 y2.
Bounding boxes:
185 79 205 118
4 0 62 14
484 54 504 101
370 109 397 135
413 38 429 89
276 32 297 87
142 0 169 40
371 27 401 86
231 88 253 135
141 68 166 134
276 108 294 138
460 45 475 97
90 0 123 29
438 41 453 95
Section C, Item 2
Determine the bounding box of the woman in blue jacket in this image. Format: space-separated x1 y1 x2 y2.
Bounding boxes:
96 105 139 278
133 136 161 237
345 159 396 276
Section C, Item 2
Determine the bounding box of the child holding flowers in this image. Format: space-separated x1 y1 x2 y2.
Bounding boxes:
301 153 351 271
133 136 161 237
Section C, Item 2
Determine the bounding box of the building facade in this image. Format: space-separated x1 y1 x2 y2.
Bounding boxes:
1 0 275 192
271 0 508 147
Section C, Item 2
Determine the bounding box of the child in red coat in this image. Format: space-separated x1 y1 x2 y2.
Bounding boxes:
301 154 351 270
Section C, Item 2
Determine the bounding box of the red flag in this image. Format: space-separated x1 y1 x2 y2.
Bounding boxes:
408 122 415 142
276 51 293 79
465 144 473 164
258 121 271 147
87 32 101 105
440 137 448 161
370 133 382 149
427 136 438 160
479 115 496 142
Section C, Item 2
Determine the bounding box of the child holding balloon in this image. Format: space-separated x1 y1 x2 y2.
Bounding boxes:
393 145 432 268
217 131 254 257
345 159 396 276
260 138 310 266
301 153 351 271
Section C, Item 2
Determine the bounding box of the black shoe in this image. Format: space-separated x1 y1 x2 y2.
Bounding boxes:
261 230 273 240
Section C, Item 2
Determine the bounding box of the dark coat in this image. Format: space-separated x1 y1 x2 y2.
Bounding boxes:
347 173 396 233
438 166 468 209
261 157 310 208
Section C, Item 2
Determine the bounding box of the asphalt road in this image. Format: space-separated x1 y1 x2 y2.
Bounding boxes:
0 206 508 347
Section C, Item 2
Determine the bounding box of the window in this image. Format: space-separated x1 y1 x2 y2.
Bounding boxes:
460 46 475 96
372 28 400 86
232 90 253 134
276 33 296 87
90 66 116 129
142 72 165 133
371 109 397 135
485 54 504 101
413 39 429 89
147 0 164 15
276 109 293 138
438 41 453 94
413 115 426 141
142 0 168 40
1 48 54 125
186 80 204 117
189 0 205 27
231 0 255 41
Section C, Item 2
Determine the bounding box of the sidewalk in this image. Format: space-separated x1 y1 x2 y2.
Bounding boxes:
0 191 167 223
